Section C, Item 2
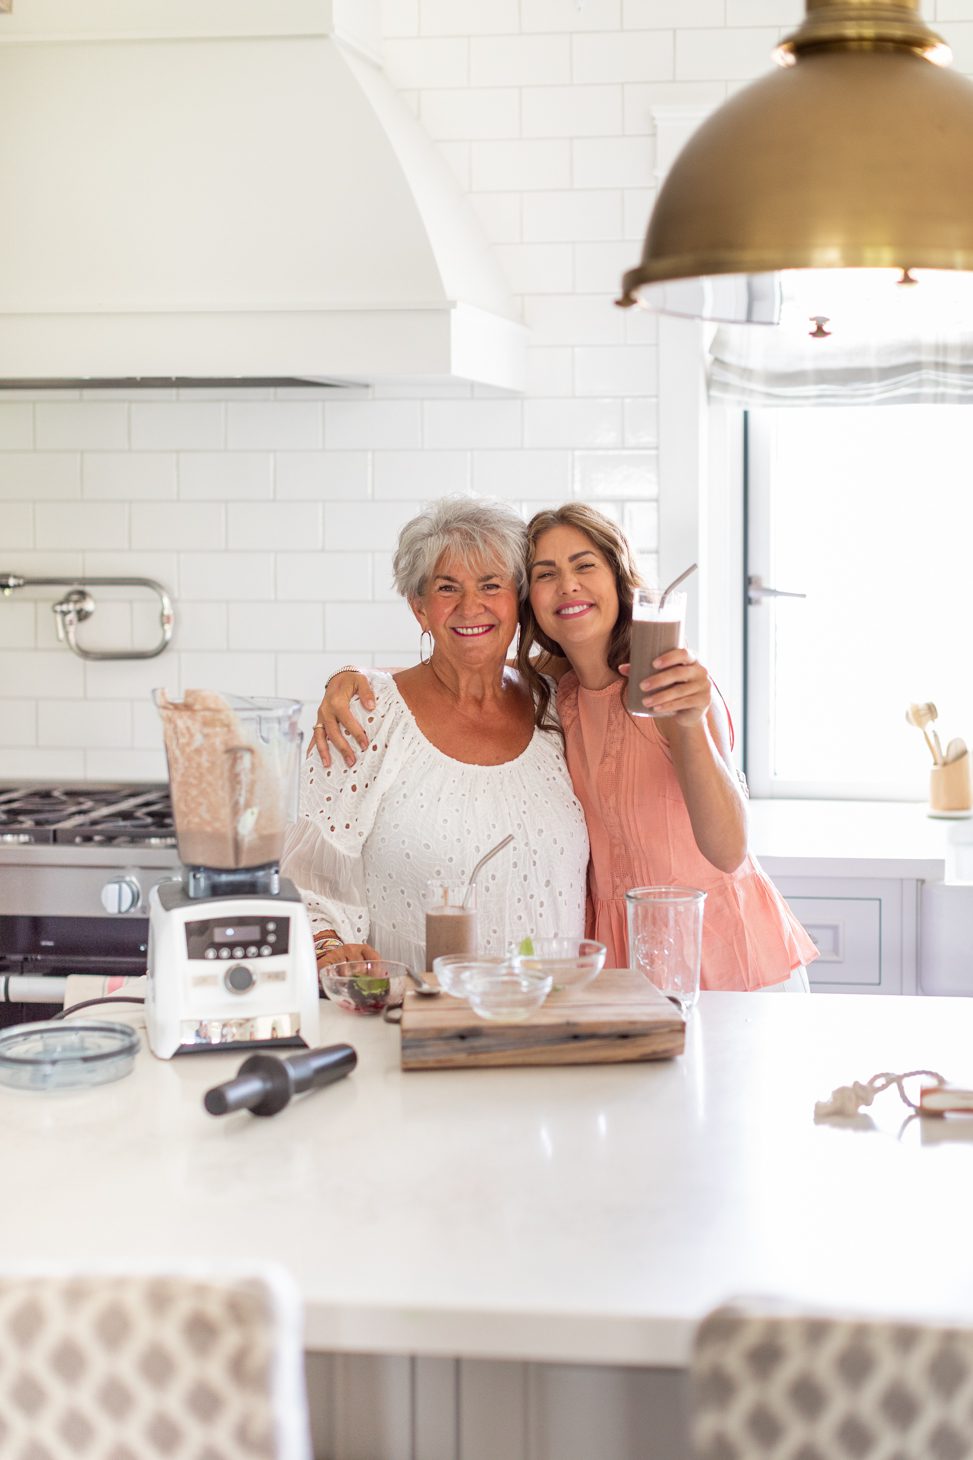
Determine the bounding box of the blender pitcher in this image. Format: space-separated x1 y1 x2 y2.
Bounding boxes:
154 689 303 890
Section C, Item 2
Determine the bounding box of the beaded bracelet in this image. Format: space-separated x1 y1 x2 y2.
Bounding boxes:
323 663 366 693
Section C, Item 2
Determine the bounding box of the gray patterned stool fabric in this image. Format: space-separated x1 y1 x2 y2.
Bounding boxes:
692 1302 973 1460
0 1270 311 1460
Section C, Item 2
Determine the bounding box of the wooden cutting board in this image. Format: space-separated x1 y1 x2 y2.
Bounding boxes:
399 968 685 1071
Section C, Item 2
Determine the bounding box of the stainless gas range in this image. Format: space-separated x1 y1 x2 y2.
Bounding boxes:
0 783 180 1025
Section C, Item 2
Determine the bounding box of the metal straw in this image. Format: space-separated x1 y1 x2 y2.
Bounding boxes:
658 562 698 613
464 834 514 908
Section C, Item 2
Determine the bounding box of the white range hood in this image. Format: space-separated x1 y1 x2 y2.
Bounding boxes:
0 0 527 390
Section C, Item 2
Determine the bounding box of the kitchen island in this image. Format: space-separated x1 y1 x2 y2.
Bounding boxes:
3 992 973 1460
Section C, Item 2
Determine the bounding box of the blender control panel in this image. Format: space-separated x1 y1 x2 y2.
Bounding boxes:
184 916 291 962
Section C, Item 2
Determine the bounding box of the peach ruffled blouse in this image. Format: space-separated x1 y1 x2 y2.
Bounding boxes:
557 675 818 991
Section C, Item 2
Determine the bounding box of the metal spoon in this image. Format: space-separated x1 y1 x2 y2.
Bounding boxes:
658 562 698 614
406 967 440 997
463 833 514 909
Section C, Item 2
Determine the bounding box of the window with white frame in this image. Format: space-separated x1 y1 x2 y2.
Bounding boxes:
745 404 973 800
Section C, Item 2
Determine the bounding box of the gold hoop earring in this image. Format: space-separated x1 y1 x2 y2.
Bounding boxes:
419 629 433 665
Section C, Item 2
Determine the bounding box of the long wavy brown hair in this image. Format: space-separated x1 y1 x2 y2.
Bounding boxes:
517 503 648 734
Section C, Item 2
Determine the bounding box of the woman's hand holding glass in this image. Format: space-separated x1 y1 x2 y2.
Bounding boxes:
620 648 713 726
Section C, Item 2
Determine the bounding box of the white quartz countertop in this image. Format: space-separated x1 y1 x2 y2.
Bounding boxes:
3 993 973 1367
748 798 968 879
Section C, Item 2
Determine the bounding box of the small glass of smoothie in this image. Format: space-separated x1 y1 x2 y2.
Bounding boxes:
424 881 476 971
626 588 687 717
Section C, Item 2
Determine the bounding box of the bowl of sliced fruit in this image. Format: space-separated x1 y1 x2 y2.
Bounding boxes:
319 959 409 1014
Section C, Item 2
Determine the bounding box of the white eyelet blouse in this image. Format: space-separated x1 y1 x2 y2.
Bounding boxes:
281 672 589 970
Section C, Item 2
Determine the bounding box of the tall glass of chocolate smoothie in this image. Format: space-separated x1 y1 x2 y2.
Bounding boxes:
424 881 477 971
626 589 687 717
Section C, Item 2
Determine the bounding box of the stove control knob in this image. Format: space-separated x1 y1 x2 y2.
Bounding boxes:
100 876 142 915
225 964 255 994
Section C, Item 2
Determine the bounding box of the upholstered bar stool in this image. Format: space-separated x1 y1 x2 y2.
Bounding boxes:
0 1270 312 1459
693 1302 973 1460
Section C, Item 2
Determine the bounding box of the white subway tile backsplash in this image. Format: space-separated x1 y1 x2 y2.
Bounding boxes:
36 600 131 654
83 453 176 500
132 699 165 749
624 397 658 447
179 453 273 500
623 499 659 552
572 31 673 84
85 748 167 781
523 190 624 242
420 87 520 139
229 602 322 652
275 451 370 501
471 35 571 87
383 0 419 36
0 603 35 650
574 239 645 294
623 188 654 240
325 400 422 450
276 652 375 706
421 0 519 35
0 404 34 449
35 502 127 551
522 0 621 31
0 700 36 746
81 551 179 584
3 504 33 549
131 402 224 450
472 449 572 500
38 700 132 748
226 401 323 450
726 0 802 22
275 552 373 603
574 449 659 498
524 294 625 346
179 553 275 601
521 84 622 138
469 192 523 243
676 27 779 80
1 748 85 779
0 651 85 698
572 136 655 189
384 37 469 89
169 601 227 652
435 140 471 189
374 450 470 499
423 400 522 449
84 654 182 701
525 398 623 449
325 501 424 552
324 600 417 652
132 502 226 551
0 453 80 499
526 347 574 397
35 402 127 450
574 345 657 397
623 80 726 132
493 243 574 294
227 503 322 552
471 139 571 191
625 0 724 24
179 653 276 697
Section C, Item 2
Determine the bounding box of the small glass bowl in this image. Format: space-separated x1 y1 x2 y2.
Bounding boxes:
462 963 553 1024
0 1021 140 1092
432 953 509 998
319 960 409 1015
513 937 607 992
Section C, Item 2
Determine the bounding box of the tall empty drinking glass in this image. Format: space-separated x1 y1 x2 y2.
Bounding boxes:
626 589 686 716
625 886 706 1015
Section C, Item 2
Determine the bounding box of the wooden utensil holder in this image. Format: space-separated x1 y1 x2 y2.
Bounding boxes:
930 751 973 815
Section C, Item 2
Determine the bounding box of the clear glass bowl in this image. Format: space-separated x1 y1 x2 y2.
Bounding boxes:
514 937 607 991
319 960 409 1015
0 1021 140 1091
432 953 509 998
462 964 553 1024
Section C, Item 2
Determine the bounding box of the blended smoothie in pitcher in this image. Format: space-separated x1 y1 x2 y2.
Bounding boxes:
626 589 686 718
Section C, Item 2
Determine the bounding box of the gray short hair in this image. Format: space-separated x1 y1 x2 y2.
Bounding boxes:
393 496 527 601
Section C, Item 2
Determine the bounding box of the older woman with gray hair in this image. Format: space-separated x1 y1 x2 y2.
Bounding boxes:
281 496 588 977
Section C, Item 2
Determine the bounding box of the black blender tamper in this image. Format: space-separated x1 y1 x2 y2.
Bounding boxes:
203 1043 357 1117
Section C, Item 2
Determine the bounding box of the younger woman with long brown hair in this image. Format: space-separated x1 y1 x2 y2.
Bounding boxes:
518 503 815 991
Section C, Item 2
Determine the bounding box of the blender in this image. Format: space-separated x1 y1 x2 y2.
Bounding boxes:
146 689 319 1059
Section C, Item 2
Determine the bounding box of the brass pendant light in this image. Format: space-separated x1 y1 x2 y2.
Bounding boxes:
618 0 973 323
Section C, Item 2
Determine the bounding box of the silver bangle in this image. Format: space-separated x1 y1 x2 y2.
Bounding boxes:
324 663 366 693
